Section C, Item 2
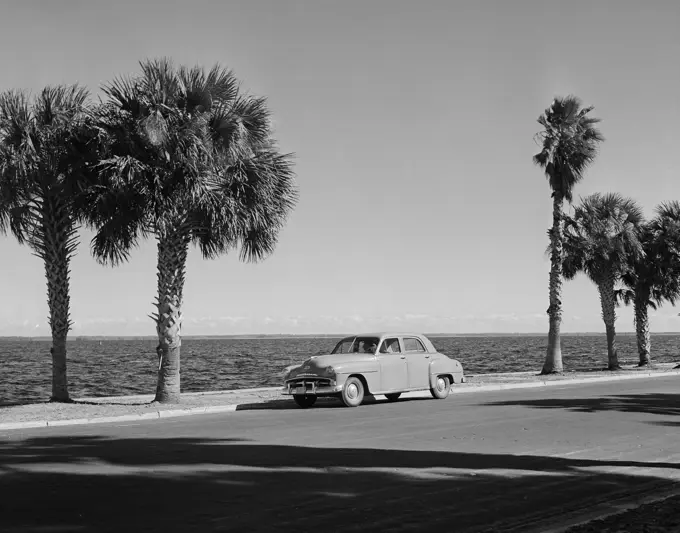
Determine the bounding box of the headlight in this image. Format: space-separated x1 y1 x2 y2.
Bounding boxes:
323 366 336 377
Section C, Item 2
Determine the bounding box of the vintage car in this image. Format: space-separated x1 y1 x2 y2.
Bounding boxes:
281 333 465 408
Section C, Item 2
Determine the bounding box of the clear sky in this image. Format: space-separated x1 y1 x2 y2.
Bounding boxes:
1 0 679 336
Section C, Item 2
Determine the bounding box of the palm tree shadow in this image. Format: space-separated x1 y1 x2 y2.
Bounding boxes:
483 393 680 417
1 434 679 533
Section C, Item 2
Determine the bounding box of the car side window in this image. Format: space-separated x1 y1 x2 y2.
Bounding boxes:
379 338 401 354
403 337 426 352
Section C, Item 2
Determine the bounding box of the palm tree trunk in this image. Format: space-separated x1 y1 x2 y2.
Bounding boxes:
152 228 190 404
542 194 564 374
597 274 620 370
42 209 76 402
634 288 651 366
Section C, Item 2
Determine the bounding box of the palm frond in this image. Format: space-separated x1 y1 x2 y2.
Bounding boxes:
101 76 142 116
139 58 178 105
562 193 645 285
82 172 151 266
0 90 35 159
90 210 149 267
629 201 680 307
615 287 635 306
205 64 239 103
209 95 272 157
191 147 297 262
0 85 98 253
655 201 680 222
34 85 90 128
534 95 604 202
238 225 278 263
177 65 212 114
92 58 297 269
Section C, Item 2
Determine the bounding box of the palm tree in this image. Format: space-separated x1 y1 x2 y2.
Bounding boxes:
617 202 680 366
0 85 101 402
562 193 645 370
84 58 298 404
533 95 604 374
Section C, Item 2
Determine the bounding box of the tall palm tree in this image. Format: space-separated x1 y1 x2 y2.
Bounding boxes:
617 202 680 366
533 95 604 374
84 58 298 404
0 85 100 402
562 193 645 370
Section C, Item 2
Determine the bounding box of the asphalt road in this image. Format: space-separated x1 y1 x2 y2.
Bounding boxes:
2 376 680 533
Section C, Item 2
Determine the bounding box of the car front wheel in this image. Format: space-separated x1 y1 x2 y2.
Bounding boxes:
430 376 451 399
293 395 317 408
341 377 365 407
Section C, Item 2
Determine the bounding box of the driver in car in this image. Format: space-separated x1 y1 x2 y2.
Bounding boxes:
363 340 377 353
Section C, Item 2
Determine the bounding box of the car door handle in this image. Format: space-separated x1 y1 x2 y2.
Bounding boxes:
425 355 430 358
400 355 406 359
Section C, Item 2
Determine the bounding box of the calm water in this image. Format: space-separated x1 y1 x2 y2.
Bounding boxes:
2 335 679 404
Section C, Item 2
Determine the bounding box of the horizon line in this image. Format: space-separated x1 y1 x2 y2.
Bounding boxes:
2 331 680 340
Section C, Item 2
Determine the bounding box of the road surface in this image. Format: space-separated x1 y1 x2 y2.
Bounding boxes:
2 376 680 532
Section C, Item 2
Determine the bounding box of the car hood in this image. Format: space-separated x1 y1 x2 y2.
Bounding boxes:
308 354 371 367
285 353 373 379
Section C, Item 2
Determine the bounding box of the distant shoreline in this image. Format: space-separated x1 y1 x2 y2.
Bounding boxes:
2 332 679 341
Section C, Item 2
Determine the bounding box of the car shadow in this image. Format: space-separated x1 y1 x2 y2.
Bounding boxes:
1 434 679 533
236 398 345 411
236 395 437 411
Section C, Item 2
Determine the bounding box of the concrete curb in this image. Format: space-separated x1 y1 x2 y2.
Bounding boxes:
450 368 680 393
0 404 241 431
2 369 679 431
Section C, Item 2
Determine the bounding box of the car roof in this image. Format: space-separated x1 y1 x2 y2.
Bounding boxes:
347 332 429 339
342 333 437 352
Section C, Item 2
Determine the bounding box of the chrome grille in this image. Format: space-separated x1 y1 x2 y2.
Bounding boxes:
287 378 332 393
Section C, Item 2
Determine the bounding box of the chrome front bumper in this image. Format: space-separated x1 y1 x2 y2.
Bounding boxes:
282 380 343 396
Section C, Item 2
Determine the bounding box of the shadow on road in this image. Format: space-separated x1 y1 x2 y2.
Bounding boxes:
1 434 678 533
236 395 435 411
483 393 680 417
236 397 344 410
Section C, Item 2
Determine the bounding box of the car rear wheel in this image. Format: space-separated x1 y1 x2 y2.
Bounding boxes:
341 377 365 407
385 393 401 402
293 395 317 408
430 375 451 399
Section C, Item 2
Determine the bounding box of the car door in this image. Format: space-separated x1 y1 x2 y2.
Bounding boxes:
403 336 431 389
376 337 408 392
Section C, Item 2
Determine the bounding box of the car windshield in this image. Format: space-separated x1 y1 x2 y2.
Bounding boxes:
331 336 380 354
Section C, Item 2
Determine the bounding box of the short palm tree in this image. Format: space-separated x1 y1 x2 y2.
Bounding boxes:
84 58 298 404
617 202 680 366
562 193 645 370
533 95 604 374
0 85 100 402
